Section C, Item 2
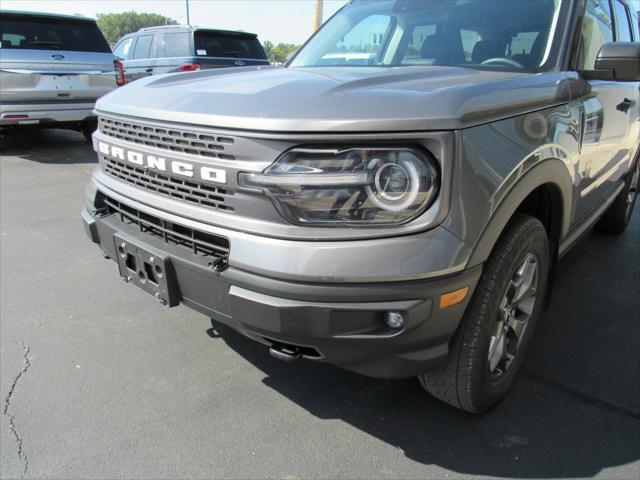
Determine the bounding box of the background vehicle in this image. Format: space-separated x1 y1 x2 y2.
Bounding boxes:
0 10 117 141
112 25 269 84
83 0 640 413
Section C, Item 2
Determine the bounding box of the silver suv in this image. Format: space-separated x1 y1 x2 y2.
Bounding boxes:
0 10 116 141
82 0 640 413
112 25 270 85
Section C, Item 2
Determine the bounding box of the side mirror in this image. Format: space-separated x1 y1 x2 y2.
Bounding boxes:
593 42 640 82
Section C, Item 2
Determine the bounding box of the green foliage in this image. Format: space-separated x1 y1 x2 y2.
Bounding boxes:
262 40 275 59
96 11 179 45
265 42 300 64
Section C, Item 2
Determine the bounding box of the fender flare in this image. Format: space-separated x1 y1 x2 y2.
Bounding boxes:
467 159 573 268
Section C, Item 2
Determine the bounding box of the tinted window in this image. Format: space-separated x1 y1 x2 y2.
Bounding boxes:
0 14 110 52
613 0 633 41
133 34 153 59
113 37 134 60
160 32 191 58
194 31 267 59
580 0 614 69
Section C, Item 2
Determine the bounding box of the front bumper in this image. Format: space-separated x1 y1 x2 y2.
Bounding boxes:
82 201 481 379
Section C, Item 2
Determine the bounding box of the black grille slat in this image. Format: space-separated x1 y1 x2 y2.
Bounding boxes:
101 195 229 260
101 156 235 213
98 116 236 160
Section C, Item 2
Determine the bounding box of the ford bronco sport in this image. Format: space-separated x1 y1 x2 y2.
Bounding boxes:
82 0 640 413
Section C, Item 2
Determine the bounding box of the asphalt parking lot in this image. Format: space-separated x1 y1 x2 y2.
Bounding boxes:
1 129 639 480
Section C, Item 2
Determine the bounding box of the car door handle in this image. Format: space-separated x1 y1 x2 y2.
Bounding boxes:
616 98 634 113
145 68 154 73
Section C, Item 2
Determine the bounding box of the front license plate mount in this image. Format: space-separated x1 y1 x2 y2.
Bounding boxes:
114 234 179 307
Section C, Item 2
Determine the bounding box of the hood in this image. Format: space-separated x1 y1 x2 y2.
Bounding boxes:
96 65 572 132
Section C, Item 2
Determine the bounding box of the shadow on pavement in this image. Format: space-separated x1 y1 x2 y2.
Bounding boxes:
0 128 96 164
207 209 639 479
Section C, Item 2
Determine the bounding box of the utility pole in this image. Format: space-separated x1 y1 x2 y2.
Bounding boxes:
185 0 191 26
312 0 323 32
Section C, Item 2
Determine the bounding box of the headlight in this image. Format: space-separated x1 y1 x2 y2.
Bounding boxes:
239 147 439 226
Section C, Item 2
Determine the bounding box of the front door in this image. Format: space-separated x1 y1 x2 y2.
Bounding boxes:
572 0 639 224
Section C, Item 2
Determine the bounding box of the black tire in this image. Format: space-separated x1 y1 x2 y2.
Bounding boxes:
81 119 98 143
419 214 550 413
595 158 639 235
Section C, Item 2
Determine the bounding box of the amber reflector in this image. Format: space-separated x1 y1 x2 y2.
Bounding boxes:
439 286 470 309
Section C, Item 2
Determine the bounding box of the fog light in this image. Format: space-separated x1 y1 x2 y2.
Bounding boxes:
385 311 405 329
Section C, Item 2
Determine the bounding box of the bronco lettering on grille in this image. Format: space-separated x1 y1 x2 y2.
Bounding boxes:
98 141 227 184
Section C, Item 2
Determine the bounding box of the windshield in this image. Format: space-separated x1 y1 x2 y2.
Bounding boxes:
290 0 564 71
0 14 111 53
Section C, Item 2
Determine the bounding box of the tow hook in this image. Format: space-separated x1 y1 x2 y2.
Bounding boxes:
269 343 302 362
208 257 228 273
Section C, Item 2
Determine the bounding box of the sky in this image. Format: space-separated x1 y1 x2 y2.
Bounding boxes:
0 0 349 44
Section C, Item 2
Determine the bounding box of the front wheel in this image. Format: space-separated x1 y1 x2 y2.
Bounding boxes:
81 119 98 143
419 214 550 413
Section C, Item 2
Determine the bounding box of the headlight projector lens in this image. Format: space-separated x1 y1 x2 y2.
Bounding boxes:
368 158 424 212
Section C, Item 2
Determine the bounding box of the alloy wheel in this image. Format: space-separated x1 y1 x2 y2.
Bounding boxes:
626 161 639 218
488 253 539 377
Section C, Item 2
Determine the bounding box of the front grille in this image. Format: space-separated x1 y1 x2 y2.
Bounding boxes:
98 116 236 160
101 155 235 213
99 194 229 262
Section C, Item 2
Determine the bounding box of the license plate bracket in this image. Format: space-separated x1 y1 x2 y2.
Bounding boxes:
114 234 179 307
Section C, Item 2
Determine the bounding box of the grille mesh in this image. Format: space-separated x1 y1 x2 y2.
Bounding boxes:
101 156 235 213
100 194 229 261
98 116 236 160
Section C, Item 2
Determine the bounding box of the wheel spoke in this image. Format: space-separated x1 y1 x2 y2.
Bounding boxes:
512 255 537 304
488 332 506 372
508 315 528 343
517 299 535 316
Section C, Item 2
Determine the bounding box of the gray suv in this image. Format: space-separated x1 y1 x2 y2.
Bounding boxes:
0 10 117 140
112 25 269 84
82 0 640 413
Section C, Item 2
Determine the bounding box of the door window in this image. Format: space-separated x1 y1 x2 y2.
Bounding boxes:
132 34 153 60
613 0 633 41
579 0 614 69
113 37 134 60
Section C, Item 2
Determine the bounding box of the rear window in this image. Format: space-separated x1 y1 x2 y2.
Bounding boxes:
0 14 110 53
194 31 266 59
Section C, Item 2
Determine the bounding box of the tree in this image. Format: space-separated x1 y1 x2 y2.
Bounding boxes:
262 40 274 60
96 11 179 45
268 42 301 64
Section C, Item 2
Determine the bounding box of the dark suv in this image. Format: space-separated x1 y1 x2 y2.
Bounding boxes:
112 25 269 84
83 0 640 413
